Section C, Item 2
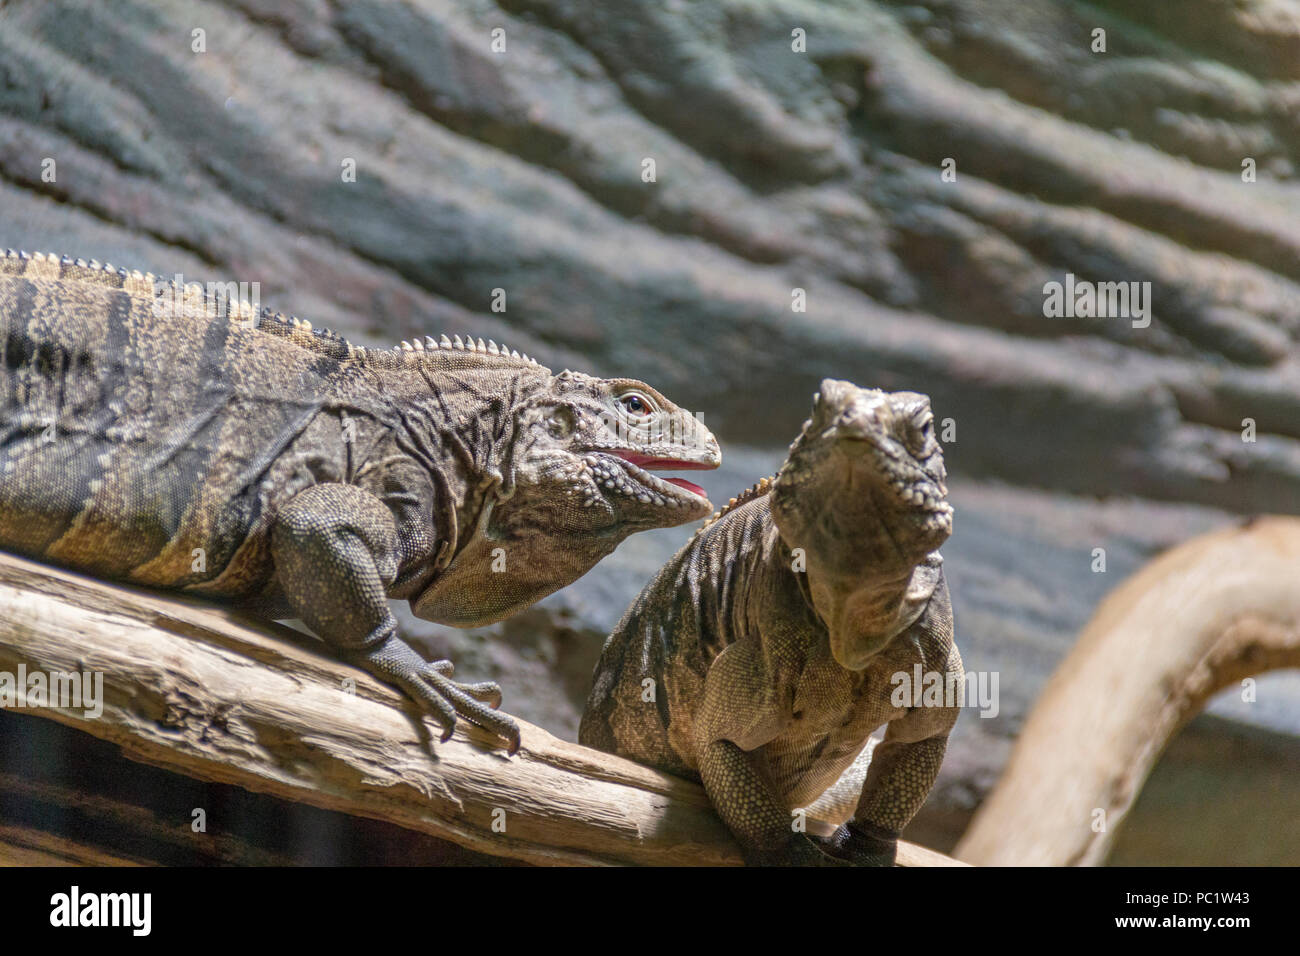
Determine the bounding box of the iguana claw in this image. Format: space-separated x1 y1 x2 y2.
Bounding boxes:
742 833 852 867
356 634 520 754
744 826 897 867
821 822 898 867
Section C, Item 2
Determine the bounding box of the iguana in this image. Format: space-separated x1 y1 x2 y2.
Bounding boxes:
581 378 959 864
0 249 720 754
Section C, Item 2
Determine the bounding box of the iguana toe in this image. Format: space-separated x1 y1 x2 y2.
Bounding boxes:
742 833 851 867
397 670 460 742
356 635 520 754
423 666 518 753
452 678 504 710
821 822 898 867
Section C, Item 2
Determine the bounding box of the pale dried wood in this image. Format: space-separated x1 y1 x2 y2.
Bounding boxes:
0 550 959 867
956 517 1300 866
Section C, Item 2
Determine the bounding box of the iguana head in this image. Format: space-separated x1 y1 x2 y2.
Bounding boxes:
412 362 720 626
502 369 720 528
771 379 951 668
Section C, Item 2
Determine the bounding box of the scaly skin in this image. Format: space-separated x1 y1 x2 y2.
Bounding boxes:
581 379 960 864
0 250 720 754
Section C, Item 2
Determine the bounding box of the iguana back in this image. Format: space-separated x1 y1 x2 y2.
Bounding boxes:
0 252 351 591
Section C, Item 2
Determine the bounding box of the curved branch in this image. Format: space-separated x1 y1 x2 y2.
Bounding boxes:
955 517 1300 866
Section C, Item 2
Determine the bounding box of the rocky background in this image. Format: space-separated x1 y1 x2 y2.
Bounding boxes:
0 0 1296 862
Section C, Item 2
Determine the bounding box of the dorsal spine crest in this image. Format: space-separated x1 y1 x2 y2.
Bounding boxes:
692 475 774 539
1 249 547 371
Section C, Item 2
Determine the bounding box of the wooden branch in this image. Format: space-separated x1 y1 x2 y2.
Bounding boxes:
0 550 959 867
955 517 1300 866
0 822 145 867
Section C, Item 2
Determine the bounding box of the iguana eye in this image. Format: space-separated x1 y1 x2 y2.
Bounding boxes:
619 393 653 416
906 414 935 452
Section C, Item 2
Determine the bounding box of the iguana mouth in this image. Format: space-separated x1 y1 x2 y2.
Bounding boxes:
885 483 954 538
606 449 713 499
860 456 952 531
833 435 949 517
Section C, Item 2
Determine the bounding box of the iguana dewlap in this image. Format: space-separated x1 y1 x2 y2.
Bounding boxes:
581 379 960 864
0 250 720 754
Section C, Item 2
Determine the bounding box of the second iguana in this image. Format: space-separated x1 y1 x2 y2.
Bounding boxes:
581 379 960 864
0 250 720 754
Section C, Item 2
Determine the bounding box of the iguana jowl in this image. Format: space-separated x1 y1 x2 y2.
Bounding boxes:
0 250 720 753
581 379 959 864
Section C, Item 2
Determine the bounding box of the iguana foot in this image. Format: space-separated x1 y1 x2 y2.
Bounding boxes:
741 833 852 867
820 822 898 866
354 633 520 754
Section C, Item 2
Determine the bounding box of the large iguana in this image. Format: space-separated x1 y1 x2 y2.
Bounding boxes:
0 249 720 754
581 379 959 864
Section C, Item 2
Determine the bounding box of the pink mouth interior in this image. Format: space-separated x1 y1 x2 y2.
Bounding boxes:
665 477 707 497
611 451 712 498
614 452 716 471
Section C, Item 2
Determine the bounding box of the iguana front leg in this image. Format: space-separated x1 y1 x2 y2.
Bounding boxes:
695 636 847 866
699 738 846 866
826 723 954 866
271 482 520 753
